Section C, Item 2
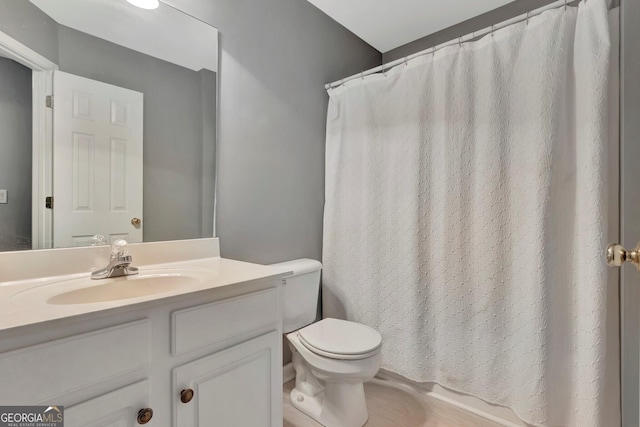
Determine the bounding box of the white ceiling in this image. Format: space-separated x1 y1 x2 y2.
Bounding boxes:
29 0 218 72
306 0 514 53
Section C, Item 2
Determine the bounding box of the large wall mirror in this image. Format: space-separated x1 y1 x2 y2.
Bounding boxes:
0 0 218 251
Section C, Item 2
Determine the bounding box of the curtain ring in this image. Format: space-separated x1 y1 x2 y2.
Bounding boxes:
341 78 345 87
458 36 462 47
404 56 408 66
360 71 364 80
382 63 387 77
564 0 568 11
491 25 495 37
526 11 530 25
432 47 436 58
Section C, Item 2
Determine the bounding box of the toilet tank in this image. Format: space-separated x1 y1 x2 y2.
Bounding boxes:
270 259 322 333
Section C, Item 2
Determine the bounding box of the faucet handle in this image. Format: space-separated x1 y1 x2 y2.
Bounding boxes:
90 235 108 246
111 239 129 258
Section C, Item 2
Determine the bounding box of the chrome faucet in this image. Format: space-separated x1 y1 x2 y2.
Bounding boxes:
91 239 139 279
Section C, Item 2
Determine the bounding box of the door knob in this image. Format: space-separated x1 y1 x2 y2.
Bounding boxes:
131 218 141 227
137 408 153 424
606 242 640 271
180 388 194 403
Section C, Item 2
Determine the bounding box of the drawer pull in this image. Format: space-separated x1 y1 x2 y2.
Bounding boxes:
180 388 194 403
137 408 153 424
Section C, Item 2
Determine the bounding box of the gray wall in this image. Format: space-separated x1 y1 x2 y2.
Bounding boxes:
383 0 558 62
1 0 379 261
0 57 32 251
0 0 58 64
200 69 216 238
166 0 381 264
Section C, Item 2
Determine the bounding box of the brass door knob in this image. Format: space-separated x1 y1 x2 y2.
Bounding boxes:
606 242 640 271
180 388 194 404
131 217 141 227
137 408 153 424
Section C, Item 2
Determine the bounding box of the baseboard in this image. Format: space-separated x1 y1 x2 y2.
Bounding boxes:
423 389 525 427
283 362 295 384
375 371 528 427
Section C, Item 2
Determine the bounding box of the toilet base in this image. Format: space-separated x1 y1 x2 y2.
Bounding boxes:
286 327 381 427
290 380 368 427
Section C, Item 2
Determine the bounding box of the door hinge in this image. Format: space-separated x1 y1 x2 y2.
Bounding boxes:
45 196 53 209
46 95 54 108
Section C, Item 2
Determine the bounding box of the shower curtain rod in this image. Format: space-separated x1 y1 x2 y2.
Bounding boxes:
325 0 573 90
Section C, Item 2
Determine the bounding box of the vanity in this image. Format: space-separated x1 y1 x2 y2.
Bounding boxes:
0 238 284 426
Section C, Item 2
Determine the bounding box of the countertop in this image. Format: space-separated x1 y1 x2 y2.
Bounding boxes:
0 256 284 332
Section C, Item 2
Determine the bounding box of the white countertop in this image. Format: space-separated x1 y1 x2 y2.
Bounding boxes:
0 239 285 332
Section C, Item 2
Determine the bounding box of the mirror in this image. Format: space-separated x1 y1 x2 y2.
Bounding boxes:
0 0 218 251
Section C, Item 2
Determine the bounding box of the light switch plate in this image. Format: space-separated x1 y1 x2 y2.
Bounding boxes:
0 190 7 204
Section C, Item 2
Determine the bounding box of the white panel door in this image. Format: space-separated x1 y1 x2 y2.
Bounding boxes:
53 71 143 248
173 332 282 427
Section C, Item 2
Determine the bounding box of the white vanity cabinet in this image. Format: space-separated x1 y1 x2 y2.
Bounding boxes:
0 281 282 427
65 381 152 426
170 287 282 427
174 332 280 426
0 320 152 408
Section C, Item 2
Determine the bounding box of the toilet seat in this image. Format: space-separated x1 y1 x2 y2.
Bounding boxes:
298 318 382 360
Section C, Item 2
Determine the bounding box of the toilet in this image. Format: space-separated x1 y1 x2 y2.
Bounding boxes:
271 259 382 427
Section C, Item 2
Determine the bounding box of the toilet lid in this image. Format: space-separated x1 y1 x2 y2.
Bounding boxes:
298 318 382 357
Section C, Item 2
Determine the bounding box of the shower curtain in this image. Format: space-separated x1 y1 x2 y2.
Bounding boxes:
322 1 615 426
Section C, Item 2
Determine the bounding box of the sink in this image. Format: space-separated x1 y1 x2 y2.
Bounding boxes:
46 273 203 305
9 269 210 306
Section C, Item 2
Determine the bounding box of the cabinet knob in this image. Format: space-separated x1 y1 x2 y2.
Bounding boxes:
137 408 153 424
180 388 194 403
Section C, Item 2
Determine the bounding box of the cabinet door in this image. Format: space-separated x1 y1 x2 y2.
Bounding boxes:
65 380 151 427
174 331 282 427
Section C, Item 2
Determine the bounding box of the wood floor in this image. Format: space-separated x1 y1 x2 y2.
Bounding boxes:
283 378 504 427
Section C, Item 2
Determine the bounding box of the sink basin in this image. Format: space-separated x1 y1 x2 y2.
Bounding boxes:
46 273 203 305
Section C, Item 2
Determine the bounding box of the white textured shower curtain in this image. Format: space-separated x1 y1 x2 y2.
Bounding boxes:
322 1 614 426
